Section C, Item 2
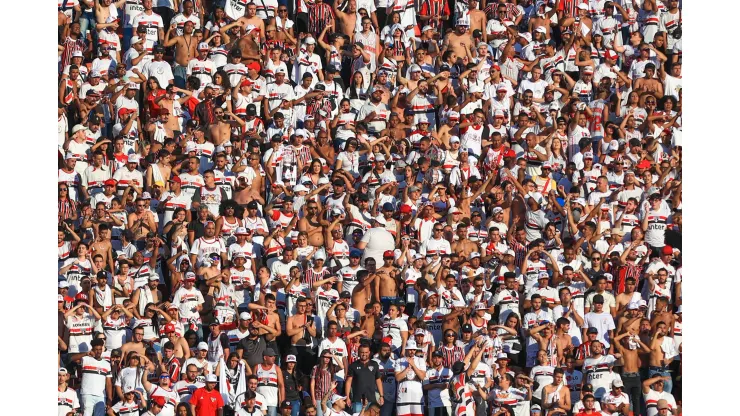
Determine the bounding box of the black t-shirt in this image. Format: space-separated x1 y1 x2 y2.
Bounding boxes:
346 359 381 403
237 335 267 368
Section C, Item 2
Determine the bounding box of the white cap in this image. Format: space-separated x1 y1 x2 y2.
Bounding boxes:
449 136 460 144
197 342 209 351
314 250 327 261
577 3 589 10
608 141 619 151
634 245 648 255
409 64 422 73
123 385 135 394
305 36 316 45
412 253 424 261
295 129 307 137
58 280 70 288
519 32 532 43
141 192 152 199
214 145 226 154
72 51 84 58
130 35 143 45
72 124 86 134
494 109 506 118
239 312 252 320
505 249 516 256
492 207 504 214
293 184 308 193
449 207 461 214
475 302 487 310
469 83 484 93
612 379 624 388
496 352 509 360
318 176 330 185
185 142 197 153
205 374 218 382
286 354 297 362
405 340 419 350
374 153 386 161
375 215 387 225
583 151 594 159
627 302 639 310
535 26 547 34
416 114 429 124
470 252 481 259
127 154 140 164
422 25 434 32
448 111 460 120
330 394 347 404
148 273 160 281
198 42 210 51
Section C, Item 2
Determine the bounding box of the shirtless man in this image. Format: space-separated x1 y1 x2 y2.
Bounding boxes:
352 270 376 316
540 369 572 415
164 21 199 67
208 109 239 146
530 322 571 366
615 277 640 315
381 113 407 142
250 296 282 340
97 0 126 27
451 224 480 259
237 4 266 42
332 0 358 39
297 200 326 248
633 64 664 98
90 225 115 272
649 297 674 333
443 20 473 64
233 153 266 206
286 297 317 347
127 197 158 241
612 327 651 413
121 326 148 357
146 150 173 192
154 85 193 134
375 253 402 304
164 324 191 359
468 0 486 37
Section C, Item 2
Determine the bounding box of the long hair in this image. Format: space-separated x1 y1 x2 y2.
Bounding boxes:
175 403 194 416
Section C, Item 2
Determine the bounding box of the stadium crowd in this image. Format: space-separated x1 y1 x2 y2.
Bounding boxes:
57 0 682 415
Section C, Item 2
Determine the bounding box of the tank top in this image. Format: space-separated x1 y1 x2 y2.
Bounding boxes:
220 217 240 244
256 363 279 406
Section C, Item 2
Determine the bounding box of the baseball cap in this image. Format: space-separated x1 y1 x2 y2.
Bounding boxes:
405 340 419 350
462 324 473 333
432 350 444 358
58 367 68 375
281 400 293 409
263 348 277 357
239 312 252 320
586 327 599 334
197 342 208 351
330 394 347 405
519 32 532 43
127 154 140 164
151 396 166 407
286 354 297 363
612 379 624 388
415 328 426 336
350 249 362 258
340 291 352 299
383 250 395 259
206 374 218 383
123 385 135 394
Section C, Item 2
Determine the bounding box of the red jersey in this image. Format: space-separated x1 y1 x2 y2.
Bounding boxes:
189 387 224 416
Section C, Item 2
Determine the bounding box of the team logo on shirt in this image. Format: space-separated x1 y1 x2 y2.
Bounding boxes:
368 365 374 371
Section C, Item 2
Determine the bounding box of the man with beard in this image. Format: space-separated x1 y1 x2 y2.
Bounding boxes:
358 87 391 135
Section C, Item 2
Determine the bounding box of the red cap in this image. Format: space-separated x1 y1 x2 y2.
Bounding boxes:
381 337 393 345
383 250 395 259
168 176 182 184
152 396 166 407
636 160 651 169
118 107 136 117
661 246 673 256
399 204 412 214
504 149 516 158
104 179 117 186
241 78 253 87
247 62 261 73
74 293 89 303
164 323 176 333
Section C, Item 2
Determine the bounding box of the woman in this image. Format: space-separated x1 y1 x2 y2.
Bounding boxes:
58 184 78 223
334 138 362 180
163 207 189 245
211 69 232 92
299 159 326 192
310 349 342 415
175 402 194 416
331 99 358 151
144 77 167 122
216 199 243 246
346 72 369 115
282 355 306 416
381 304 408 355
184 329 200 355
208 34 229 69
660 95 680 127
326 303 353 334
133 303 173 346
497 313 524 366
546 134 568 182
294 232 317 263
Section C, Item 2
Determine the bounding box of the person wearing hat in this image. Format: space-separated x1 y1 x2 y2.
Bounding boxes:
641 376 676 416
583 293 615 350
111 384 142 415
58 366 81 416
140 366 177 415
392 339 426 416
190 373 225 414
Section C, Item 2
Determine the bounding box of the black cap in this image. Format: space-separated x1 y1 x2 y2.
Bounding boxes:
439 64 451 72
282 196 294 203
432 350 444 358
592 294 605 304
357 194 369 202
280 400 293 409
186 119 199 129
153 45 165 53
395 299 406 306
452 361 466 374
271 134 283 142
314 83 326 91
246 201 259 209
97 271 107 279
462 324 473 333
246 104 257 116
473 29 483 38
587 327 599 334
231 49 242 57
340 291 351 299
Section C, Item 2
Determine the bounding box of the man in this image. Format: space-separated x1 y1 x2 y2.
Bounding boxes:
600 379 630 416
423 350 452 416
394 340 426 416
190 374 224 415
582 340 621 400
71 338 112 416
583 294 616 350
58 367 81 416
254 348 285 415
345 343 384 413
641 376 676 416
